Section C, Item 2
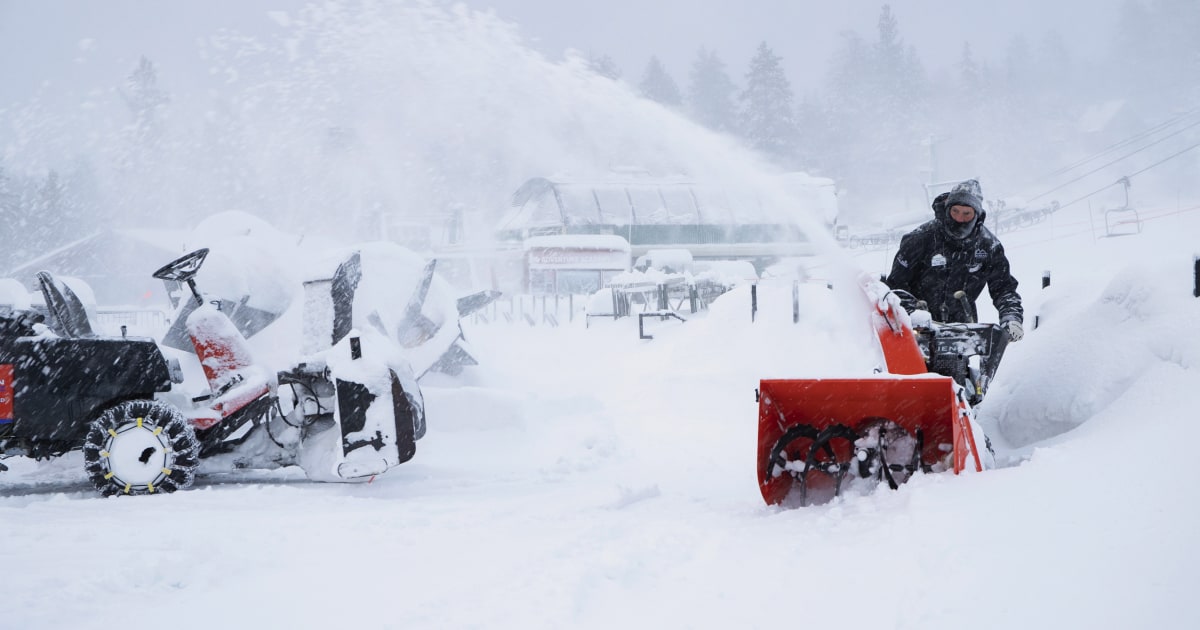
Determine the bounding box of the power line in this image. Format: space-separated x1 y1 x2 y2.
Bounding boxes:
1043 105 1200 179
1054 140 1200 212
1026 117 1200 203
1125 140 1200 179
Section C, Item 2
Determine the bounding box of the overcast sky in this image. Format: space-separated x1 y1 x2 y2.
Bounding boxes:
464 0 1125 89
0 0 1124 108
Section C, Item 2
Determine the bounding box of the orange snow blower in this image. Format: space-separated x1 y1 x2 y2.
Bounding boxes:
756 279 1007 506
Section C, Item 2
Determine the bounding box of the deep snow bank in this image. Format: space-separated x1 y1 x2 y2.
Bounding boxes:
983 259 1199 447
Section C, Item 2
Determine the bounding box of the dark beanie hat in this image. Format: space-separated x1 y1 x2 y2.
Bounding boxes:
943 179 983 213
939 179 982 239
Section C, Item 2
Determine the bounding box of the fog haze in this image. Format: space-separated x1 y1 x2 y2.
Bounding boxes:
464 0 1122 90
0 1 1123 100
0 0 1196 269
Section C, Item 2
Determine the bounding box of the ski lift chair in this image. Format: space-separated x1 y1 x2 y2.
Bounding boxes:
1104 177 1143 237
1104 207 1143 236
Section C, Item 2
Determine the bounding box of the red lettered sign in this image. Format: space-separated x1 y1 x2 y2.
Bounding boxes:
0 363 12 423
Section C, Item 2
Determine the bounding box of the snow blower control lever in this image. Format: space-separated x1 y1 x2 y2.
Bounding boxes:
953 290 974 324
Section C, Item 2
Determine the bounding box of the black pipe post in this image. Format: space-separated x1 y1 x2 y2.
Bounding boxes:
1042 270 1051 289
1194 256 1199 298
751 284 758 322
792 280 800 323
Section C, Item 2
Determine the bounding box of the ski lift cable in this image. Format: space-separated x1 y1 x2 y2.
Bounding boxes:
1054 140 1200 212
1024 117 1200 204
1043 104 1200 179
1002 105 1200 201
1124 139 1200 179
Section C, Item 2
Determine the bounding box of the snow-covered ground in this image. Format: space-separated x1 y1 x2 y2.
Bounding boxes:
3 198 1198 629
2 2 1198 626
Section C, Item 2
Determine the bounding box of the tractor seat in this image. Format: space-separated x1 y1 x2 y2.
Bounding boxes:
35 271 95 338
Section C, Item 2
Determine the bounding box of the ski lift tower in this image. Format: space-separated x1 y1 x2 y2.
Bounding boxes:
922 178 971 208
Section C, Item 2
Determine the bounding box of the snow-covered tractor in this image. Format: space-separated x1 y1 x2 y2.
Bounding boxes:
0 247 427 496
0 270 198 494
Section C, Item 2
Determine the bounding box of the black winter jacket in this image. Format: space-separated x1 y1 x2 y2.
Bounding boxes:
885 195 1023 324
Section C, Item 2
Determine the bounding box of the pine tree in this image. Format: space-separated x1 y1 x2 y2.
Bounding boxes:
871 5 925 117
57 160 100 242
0 166 22 271
1111 0 1200 106
0 166 18 222
739 42 797 162
33 170 66 246
875 5 904 77
117 56 176 224
812 5 930 209
586 53 622 80
793 92 828 169
1004 36 1033 90
686 47 738 133
122 56 170 144
1035 30 1072 91
956 42 985 111
638 56 683 107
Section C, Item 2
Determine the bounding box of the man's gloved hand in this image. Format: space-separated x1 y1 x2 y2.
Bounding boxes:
1004 320 1024 342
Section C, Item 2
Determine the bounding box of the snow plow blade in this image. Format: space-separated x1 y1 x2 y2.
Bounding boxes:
757 377 976 505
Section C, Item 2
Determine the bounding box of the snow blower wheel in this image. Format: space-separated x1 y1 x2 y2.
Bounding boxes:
82 400 200 496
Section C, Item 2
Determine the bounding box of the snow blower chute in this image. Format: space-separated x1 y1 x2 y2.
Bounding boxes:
756 278 1007 506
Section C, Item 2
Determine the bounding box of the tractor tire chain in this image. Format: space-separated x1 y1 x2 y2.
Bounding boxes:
81 400 200 496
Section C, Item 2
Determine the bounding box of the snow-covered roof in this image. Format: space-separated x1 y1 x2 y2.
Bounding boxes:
498 175 835 232
5 229 187 277
523 234 631 251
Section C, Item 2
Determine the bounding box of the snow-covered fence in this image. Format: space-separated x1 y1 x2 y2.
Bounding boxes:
93 307 172 338
470 273 739 329
469 293 588 327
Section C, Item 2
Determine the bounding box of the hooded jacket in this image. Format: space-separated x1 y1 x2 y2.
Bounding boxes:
885 185 1023 324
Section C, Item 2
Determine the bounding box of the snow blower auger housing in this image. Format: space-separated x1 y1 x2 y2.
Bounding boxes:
756 279 1006 507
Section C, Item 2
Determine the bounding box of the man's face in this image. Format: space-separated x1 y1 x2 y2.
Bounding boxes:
949 204 976 223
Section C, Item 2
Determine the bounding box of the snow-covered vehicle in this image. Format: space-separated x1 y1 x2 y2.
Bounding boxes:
756 277 1007 506
153 247 427 485
0 270 197 494
0 247 429 495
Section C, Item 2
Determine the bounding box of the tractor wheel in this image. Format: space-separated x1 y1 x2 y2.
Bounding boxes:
82 400 200 497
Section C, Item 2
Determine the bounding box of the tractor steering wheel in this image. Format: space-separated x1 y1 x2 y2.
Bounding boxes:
152 248 210 282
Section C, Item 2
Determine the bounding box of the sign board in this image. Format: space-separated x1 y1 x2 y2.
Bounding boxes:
0 364 13 424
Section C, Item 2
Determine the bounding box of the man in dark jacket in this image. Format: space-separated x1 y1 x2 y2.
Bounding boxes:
885 179 1024 341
